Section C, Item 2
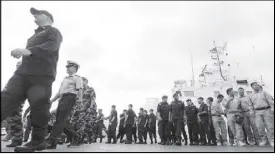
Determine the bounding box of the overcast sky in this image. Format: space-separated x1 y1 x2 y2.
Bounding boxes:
1 1 274 115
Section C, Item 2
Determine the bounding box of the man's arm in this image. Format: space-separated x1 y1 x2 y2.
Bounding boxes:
27 28 63 58
199 104 208 116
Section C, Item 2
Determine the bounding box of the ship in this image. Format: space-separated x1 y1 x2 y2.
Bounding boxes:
172 41 267 107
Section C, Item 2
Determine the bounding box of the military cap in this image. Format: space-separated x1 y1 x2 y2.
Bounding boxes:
173 93 178 97
30 7 54 22
111 105 116 108
82 77 88 81
186 99 192 102
140 108 144 111
66 60 80 69
250 82 258 87
197 97 204 100
162 95 168 99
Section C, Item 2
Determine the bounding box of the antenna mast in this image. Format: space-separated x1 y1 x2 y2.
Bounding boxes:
190 49 195 87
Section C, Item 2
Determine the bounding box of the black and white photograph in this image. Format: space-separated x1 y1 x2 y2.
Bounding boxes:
1 1 274 152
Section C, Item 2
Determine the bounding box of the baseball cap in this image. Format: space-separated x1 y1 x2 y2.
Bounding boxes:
30 7 54 22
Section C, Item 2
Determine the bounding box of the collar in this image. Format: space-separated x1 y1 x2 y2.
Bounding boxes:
35 25 51 33
66 73 77 78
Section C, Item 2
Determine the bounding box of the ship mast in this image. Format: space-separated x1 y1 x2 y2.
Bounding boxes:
212 41 227 81
190 49 195 87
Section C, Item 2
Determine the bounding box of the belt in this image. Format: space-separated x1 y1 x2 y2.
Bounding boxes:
255 106 271 111
62 93 77 96
228 111 240 114
211 114 221 117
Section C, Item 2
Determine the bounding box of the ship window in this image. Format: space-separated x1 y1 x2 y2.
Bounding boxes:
183 91 194 97
236 80 248 85
214 91 220 97
246 91 252 95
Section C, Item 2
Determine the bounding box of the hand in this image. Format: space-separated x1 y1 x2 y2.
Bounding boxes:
123 124 126 128
11 48 31 58
158 117 162 121
144 124 146 128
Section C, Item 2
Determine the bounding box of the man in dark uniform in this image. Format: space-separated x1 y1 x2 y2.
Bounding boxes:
117 110 127 143
157 96 170 145
169 93 185 146
185 99 199 145
137 108 146 144
45 60 83 149
143 110 149 144
124 104 137 144
95 109 105 143
132 120 138 144
197 97 211 145
148 109 157 144
206 97 217 146
1 7 63 152
105 105 118 144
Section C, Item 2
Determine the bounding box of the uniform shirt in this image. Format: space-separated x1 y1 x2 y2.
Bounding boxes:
157 102 170 120
119 113 126 126
59 74 82 95
16 26 63 79
222 97 242 113
239 96 252 111
247 91 274 110
97 113 104 124
185 104 198 123
145 114 149 127
198 103 209 121
110 110 118 124
138 114 146 126
126 109 137 125
149 113 156 127
170 100 185 120
211 101 224 116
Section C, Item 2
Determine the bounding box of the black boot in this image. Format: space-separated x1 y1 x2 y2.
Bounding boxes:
105 138 111 144
155 138 157 144
6 139 22 147
184 140 188 145
151 140 153 144
175 138 182 146
14 141 47 152
112 138 117 144
100 137 102 143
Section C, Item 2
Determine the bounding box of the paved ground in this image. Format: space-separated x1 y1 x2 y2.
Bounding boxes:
1 141 274 152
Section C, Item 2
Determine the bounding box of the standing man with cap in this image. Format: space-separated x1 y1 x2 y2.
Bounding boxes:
124 104 137 144
157 95 170 145
117 110 127 143
104 105 118 144
185 99 199 145
169 93 185 146
238 87 258 145
45 60 83 149
211 94 228 146
248 82 274 147
197 97 211 146
1 7 62 152
222 88 247 147
148 109 157 144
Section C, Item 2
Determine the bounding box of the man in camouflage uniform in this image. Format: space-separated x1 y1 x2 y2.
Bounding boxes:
3 61 25 147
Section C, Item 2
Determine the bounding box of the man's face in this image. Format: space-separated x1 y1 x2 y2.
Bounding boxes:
229 90 234 97
187 101 192 106
140 110 143 114
197 99 203 104
162 98 168 102
143 111 147 115
149 110 153 114
174 95 179 100
123 111 127 114
217 97 223 103
66 66 77 74
128 105 132 110
252 83 261 91
98 110 102 113
33 14 49 26
238 89 245 96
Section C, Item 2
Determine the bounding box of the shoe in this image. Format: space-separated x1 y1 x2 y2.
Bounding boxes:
222 141 228 146
24 141 32 147
184 141 188 145
217 142 222 146
14 142 47 152
45 140 57 149
6 140 22 147
270 142 274 147
125 141 132 144
248 140 256 146
238 141 247 147
259 140 267 146
175 141 182 146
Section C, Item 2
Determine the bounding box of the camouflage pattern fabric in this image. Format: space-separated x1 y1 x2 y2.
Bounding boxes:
5 102 24 141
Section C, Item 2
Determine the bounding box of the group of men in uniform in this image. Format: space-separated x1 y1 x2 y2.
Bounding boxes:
156 82 274 147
